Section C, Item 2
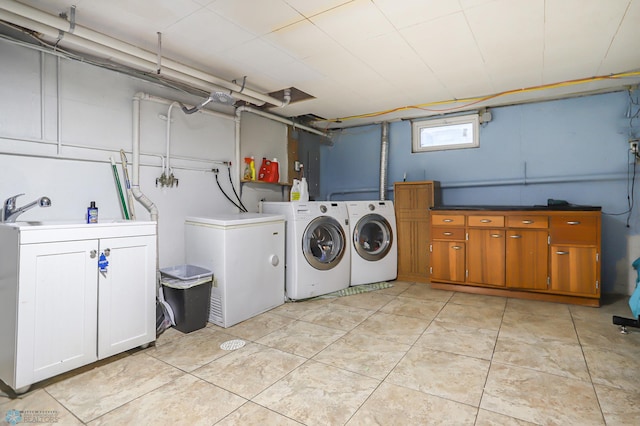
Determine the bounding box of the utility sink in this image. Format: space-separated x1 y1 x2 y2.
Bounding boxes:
0 220 156 243
1 219 124 228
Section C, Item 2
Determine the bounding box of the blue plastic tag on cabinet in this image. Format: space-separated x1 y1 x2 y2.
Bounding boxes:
98 252 109 273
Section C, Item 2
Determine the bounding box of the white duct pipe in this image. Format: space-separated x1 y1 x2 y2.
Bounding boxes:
0 0 289 107
380 122 389 200
235 105 328 138
0 9 264 105
165 102 179 178
131 92 158 221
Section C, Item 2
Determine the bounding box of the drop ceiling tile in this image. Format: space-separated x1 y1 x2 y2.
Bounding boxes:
309 0 396 45
208 0 305 35
401 12 491 94
284 0 354 18
265 19 344 60
464 0 544 91
466 0 544 67
162 7 255 57
599 0 640 74
373 0 462 30
544 0 630 77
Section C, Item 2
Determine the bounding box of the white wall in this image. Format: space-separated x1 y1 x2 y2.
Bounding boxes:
0 38 287 269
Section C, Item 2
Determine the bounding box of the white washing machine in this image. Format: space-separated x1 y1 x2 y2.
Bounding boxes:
261 201 351 300
346 200 397 286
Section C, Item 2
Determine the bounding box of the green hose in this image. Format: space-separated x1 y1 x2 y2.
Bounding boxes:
110 156 130 220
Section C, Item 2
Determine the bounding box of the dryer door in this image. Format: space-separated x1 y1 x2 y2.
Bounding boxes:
353 214 393 261
303 216 346 270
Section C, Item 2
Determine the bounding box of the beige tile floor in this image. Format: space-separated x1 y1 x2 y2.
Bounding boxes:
2 281 640 425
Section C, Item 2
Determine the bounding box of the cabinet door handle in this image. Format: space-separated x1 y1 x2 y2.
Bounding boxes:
104 248 111 257
490 234 502 238
90 250 97 258
522 220 533 224
566 221 580 225
509 235 522 239
556 251 569 255
443 219 453 223
480 219 492 223
442 232 453 236
451 245 462 250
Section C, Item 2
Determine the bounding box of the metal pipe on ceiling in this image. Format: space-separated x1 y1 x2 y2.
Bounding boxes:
0 0 288 107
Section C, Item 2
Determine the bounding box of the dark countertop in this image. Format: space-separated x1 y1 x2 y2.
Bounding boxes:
431 205 602 211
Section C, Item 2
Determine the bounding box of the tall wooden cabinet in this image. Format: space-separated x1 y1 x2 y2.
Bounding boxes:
394 181 441 282
429 207 601 306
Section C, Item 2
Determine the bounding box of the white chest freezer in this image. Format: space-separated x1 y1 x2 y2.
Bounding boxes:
185 213 285 328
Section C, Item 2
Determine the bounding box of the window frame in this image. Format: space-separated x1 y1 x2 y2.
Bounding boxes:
411 113 480 153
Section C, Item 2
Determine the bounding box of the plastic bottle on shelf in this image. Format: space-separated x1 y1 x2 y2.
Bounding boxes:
299 177 309 201
87 201 98 223
268 158 279 183
243 157 252 180
290 179 301 201
258 157 269 181
249 156 256 180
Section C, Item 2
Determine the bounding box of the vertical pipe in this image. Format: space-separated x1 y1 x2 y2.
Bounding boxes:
380 122 390 200
56 56 61 155
40 51 45 140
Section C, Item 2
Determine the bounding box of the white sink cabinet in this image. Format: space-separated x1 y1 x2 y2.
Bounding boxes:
0 221 157 392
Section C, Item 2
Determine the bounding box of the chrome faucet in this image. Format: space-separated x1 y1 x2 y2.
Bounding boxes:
2 193 52 223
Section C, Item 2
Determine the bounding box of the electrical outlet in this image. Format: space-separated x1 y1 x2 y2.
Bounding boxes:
630 141 639 154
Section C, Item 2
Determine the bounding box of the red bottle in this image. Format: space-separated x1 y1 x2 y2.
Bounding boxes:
258 157 269 181
267 158 279 183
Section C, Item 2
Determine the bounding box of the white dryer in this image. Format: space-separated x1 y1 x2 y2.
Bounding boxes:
346 200 397 286
261 201 351 300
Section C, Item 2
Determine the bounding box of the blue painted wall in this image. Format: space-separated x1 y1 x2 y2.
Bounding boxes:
320 91 640 295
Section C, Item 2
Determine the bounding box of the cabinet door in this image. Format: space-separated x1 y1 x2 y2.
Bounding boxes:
98 235 156 359
467 229 505 286
395 182 436 282
431 241 466 282
550 245 599 296
506 229 549 290
16 240 99 388
396 217 429 281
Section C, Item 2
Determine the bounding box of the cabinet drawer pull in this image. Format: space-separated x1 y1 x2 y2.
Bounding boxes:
509 235 522 239
522 220 533 224
442 232 453 236
556 251 569 255
451 245 462 250
443 219 453 223
566 221 581 225
490 234 502 238
480 219 492 223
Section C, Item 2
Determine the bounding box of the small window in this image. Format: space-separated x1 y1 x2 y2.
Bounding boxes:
412 113 479 152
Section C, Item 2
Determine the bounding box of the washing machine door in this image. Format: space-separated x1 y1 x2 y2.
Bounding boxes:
353 213 393 261
303 216 346 270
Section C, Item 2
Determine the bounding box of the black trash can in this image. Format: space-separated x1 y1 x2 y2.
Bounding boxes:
160 265 213 333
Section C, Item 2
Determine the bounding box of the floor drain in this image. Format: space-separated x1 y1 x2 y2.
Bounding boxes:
220 339 246 350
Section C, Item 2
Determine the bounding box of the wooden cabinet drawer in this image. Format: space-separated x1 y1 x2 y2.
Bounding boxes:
468 215 505 227
432 214 465 226
550 216 598 244
507 215 548 229
432 227 465 240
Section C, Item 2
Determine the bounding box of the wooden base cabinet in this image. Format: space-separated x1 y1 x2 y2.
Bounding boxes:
429 208 601 306
394 181 440 283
